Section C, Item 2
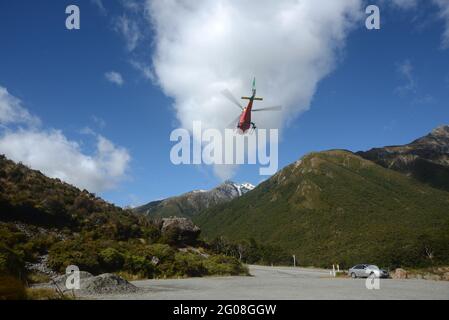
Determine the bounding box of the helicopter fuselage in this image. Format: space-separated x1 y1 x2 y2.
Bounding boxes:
238 98 255 133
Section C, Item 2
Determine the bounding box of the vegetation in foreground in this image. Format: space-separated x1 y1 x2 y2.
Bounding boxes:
208 236 292 266
0 155 247 300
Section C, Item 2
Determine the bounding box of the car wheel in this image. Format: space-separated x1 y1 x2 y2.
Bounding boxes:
351 273 357 279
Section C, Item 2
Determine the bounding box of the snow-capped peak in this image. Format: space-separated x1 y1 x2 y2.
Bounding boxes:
192 190 207 193
233 182 256 196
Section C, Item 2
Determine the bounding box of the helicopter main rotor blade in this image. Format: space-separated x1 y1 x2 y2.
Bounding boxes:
222 89 244 110
226 114 242 129
252 106 282 112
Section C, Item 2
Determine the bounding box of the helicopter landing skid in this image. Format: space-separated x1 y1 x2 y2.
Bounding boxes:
249 122 257 135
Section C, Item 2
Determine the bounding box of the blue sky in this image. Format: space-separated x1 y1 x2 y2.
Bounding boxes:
0 0 448 207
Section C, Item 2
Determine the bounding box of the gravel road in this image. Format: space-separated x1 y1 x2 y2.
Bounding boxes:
90 265 449 300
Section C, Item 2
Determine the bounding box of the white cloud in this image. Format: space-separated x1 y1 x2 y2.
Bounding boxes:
434 0 449 48
91 115 106 129
114 15 141 51
146 0 362 132
120 0 140 12
395 60 435 105
130 60 154 81
145 0 362 179
213 164 238 181
391 0 419 9
0 85 130 193
0 130 130 193
390 0 449 49
412 94 436 105
395 59 416 95
105 71 124 86
0 87 40 127
91 0 107 15
80 126 96 136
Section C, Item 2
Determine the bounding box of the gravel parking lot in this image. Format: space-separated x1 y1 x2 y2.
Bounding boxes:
93 265 449 300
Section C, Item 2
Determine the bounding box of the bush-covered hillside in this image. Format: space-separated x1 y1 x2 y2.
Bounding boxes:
0 155 148 233
0 155 247 286
195 150 449 269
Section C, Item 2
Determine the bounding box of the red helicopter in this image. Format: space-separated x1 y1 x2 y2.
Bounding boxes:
222 78 282 134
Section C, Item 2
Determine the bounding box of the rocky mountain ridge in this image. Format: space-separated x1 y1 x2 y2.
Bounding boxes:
357 125 449 191
134 181 255 218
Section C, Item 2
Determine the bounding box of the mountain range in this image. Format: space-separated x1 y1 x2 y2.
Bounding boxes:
195 148 449 268
134 182 255 218
189 126 449 268
357 125 449 192
2 125 449 270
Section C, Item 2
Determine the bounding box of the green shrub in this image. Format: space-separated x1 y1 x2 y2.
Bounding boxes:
208 237 291 266
173 252 207 277
203 255 248 276
0 243 25 279
123 254 156 278
99 248 124 271
148 244 176 261
20 233 58 261
0 224 27 248
48 240 101 274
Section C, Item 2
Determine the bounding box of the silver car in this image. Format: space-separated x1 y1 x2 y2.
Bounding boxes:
348 264 389 279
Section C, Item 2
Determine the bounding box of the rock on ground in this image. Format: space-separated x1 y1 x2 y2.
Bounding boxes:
25 255 58 277
423 273 442 281
77 273 139 296
392 268 407 279
161 217 201 244
162 217 200 234
51 271 94 292
35 272 139 296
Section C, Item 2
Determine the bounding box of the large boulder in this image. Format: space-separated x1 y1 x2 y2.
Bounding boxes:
51 271 94 291
161 217 201 245
77 273 138 296
392 268 408 279
443 272 449 281
37 272 138 296
423 273 442 281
